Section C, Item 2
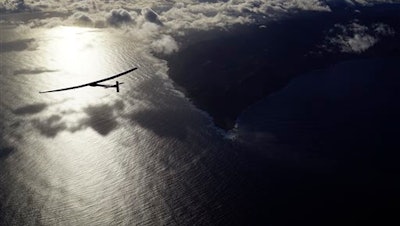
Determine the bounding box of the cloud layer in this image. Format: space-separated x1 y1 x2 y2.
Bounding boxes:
0 0 328 56
2 0 398 56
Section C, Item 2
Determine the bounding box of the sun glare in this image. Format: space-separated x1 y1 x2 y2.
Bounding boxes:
38 26 116 103
28 25 132 129
44 26 107 79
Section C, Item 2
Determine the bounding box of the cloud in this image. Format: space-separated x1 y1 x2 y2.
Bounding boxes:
151 35 179 55
6 0 397 61
345 34 378 53
142 8 163 25
69 12 94 26
106 8 135 27
373 23 396 36
0 0 28 13
323 21 396 53
1 1 398 78
12 103 48 115
2 0 332 31
71 2 90 12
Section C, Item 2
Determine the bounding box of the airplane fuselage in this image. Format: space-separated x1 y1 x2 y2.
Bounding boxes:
89 81 123 92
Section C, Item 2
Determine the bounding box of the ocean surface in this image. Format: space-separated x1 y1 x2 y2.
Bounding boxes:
0 25 245 225
1 14 400 226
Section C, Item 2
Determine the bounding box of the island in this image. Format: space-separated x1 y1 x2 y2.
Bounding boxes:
165 6 400 130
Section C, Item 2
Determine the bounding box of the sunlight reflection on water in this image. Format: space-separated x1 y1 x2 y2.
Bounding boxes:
1 24 238 225
38 26 123 102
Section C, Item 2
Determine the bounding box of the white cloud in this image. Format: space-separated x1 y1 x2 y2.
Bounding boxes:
151 35 179 55
324 21 396 53
345 33 378 53
69 12 94 27
373 23 396 36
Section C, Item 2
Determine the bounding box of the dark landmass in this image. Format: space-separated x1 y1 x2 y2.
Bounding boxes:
165 5 400 130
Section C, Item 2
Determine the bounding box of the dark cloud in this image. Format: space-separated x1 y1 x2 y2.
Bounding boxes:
0 38 35 52
142 8 163 26
12 103 48 115
0 146 14 158
106 9 134 27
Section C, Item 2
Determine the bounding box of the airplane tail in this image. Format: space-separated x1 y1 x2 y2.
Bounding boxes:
116 81 124 92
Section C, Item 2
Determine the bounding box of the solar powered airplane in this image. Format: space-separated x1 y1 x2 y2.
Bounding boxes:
39 67 138 93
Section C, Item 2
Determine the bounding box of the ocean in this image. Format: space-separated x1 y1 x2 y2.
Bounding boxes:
0 24 245 225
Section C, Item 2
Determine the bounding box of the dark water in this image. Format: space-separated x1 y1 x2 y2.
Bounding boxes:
236 57 400 225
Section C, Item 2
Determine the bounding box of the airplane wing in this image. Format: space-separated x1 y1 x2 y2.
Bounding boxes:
39 67 137 93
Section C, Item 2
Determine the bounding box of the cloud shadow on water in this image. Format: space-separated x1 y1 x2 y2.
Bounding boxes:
129 108 202 140
30 101 124 137
0 38 36 52
13 68 58 76
83 103 122 136
13 103 48 115
32 115 67 138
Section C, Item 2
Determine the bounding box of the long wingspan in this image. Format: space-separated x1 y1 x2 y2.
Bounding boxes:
39 67 137 93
